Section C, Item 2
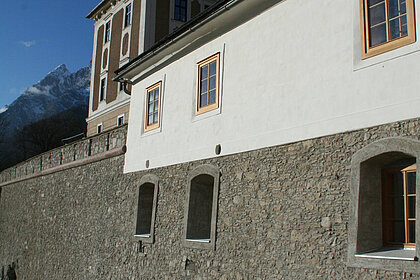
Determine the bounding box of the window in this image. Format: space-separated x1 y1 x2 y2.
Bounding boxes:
360 0 416 58
97 123 103 134
105 21 111 43
117 114 124 126
196 53 220 115
348 138 420 270
174 0 187 22
144 82 161 132
382 164 416 248
124 3 132 28
134 174 159 244
183 164 219 249
100 78 106 102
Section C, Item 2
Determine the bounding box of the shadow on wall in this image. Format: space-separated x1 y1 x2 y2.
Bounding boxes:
1 262 17 280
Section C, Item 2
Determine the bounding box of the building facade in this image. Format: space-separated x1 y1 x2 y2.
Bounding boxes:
1 0 420 278
86 0 216 136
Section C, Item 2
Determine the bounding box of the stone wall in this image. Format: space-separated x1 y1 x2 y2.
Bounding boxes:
1 119 420 279
0 125 127 185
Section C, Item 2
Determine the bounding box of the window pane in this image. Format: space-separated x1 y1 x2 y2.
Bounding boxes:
409 220 415 243
392 221 405 243
154 101 159 111
186 174 214 239
200 93 208 107
370 24 387 46
153 112 158 123
148 104 153 114
209 76 216 90
209 61 217 76
136 183 154 235
149 91 154 102
401 1 406 14
201 80 208 93
209 90 216 104
368 0 384 6
392 173 404 196
148 114 153 125
369 3 386 26
392 196 404 219
408 196 415 219
401 15 407 25
201 65 208 79
389 0 400 18
407 172 416 194
390 18 402 39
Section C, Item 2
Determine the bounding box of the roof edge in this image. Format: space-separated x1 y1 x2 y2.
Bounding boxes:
114 0 236 80
86 0 112 19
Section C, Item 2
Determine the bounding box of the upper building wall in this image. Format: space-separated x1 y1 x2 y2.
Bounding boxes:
86 0 215 136
122 0 420 172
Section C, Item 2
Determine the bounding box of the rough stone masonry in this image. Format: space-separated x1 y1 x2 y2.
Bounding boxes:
1 120 420 279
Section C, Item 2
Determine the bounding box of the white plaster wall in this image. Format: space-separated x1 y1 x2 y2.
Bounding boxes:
125 0 420 173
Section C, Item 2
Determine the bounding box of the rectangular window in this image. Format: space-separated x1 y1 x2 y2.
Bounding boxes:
174 0 187 22
100 78 106 101
360 0 416 58
124 3 132 27
144 82 161 132
382 164 416 248
105 21 111 43
97 123 103 134
117 114 124 126
196 53 219 115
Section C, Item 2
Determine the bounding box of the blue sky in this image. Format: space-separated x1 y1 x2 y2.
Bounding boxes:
0 0 99 107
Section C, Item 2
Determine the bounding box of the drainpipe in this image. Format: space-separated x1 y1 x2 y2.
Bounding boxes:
122 78 132 95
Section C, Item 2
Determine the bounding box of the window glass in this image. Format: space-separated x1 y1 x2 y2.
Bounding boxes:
196 53 219 114
135 183 154 235
361 0 415 58
145 82 161 131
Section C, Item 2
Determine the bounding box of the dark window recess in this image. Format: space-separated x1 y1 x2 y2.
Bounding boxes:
174 0 187 21
186 174 214 239
105 21 111 42
125 3 132 27
100 78 106 101
135 183 155 235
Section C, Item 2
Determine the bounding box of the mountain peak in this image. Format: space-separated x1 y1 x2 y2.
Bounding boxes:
46 64 69 76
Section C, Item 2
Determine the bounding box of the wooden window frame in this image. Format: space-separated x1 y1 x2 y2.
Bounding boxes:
144 81 162 132
196 53 220 115
382 164 416 248
360 0 416 59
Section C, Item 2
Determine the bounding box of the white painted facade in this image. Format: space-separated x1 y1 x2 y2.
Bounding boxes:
123 0 420 173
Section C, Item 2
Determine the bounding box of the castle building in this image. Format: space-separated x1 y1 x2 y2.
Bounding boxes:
86 0 216 136
1 0 420 278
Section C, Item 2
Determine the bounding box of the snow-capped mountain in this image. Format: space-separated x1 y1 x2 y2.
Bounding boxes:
0 63 91 135
0 105 8 114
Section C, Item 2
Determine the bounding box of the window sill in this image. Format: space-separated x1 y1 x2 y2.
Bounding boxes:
355 248 417 261
185 238 211 243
